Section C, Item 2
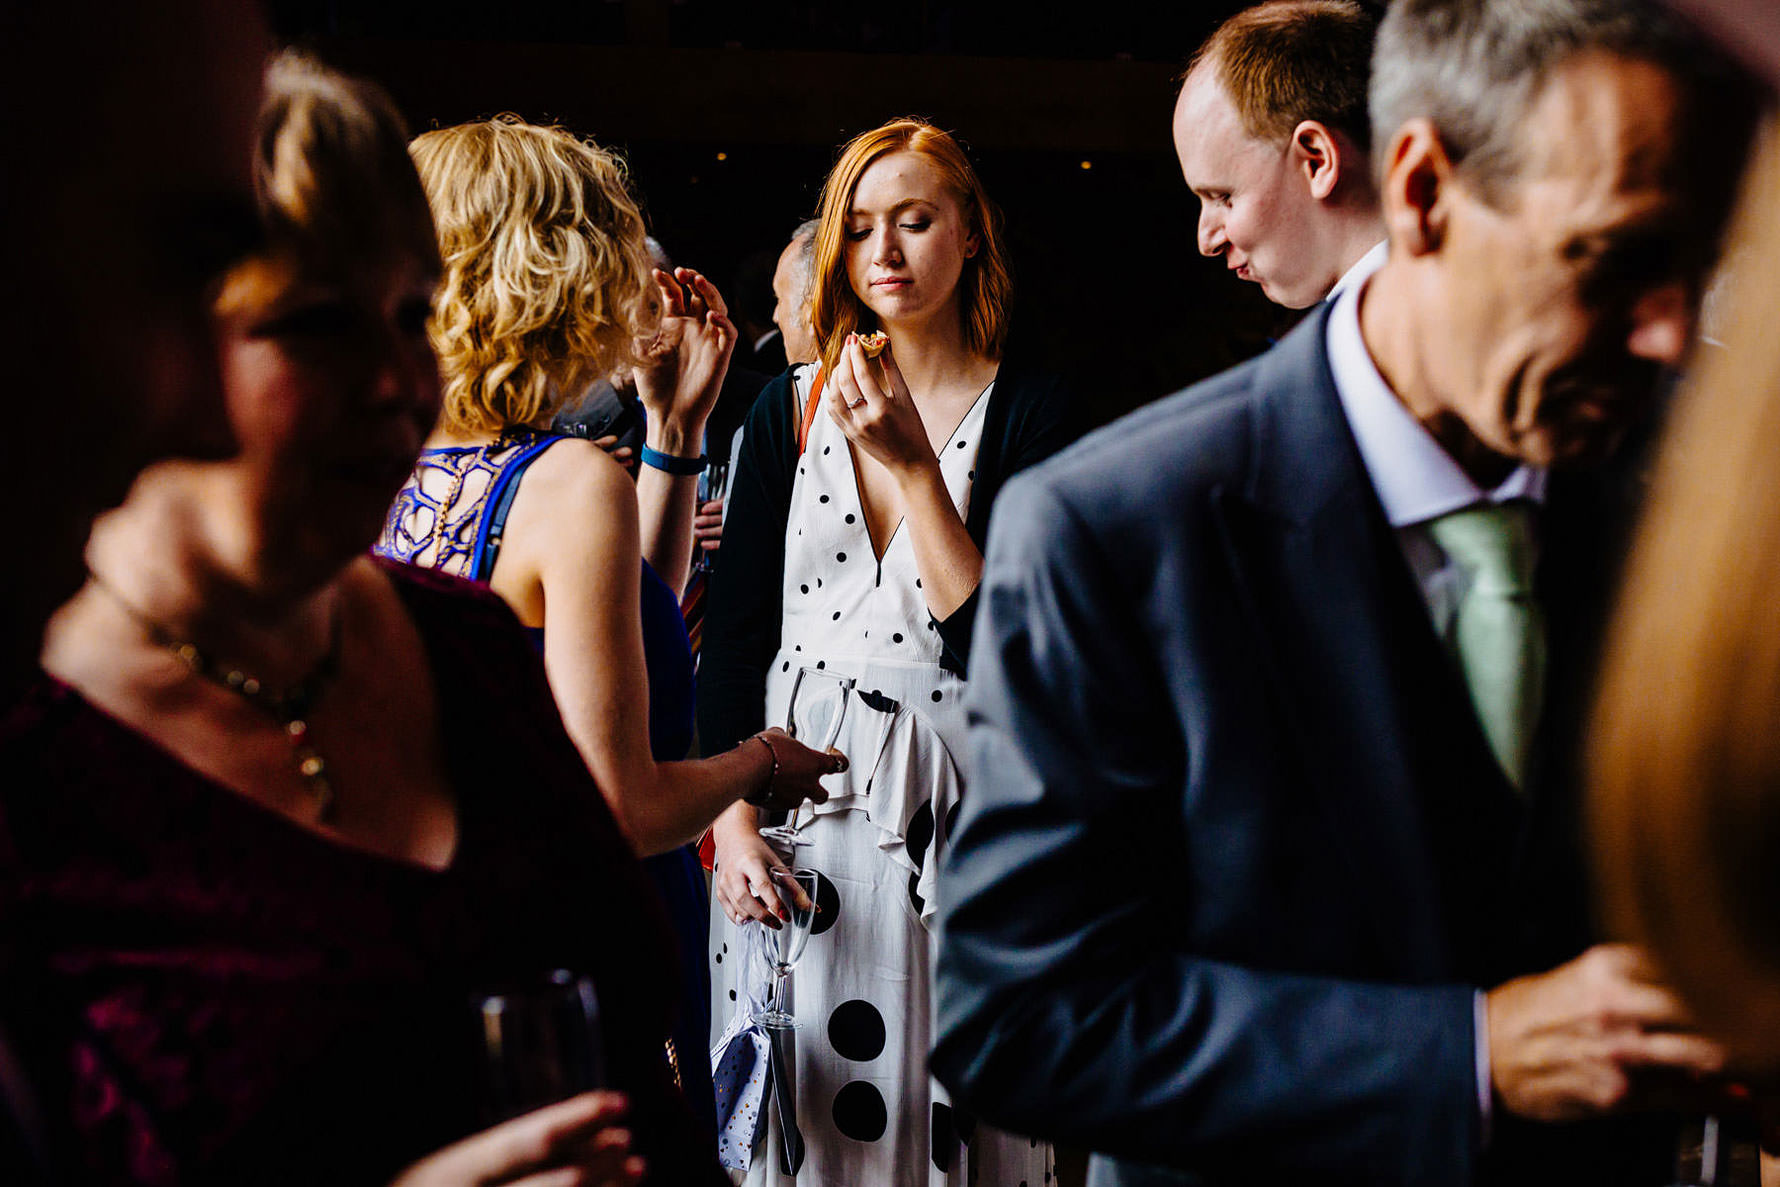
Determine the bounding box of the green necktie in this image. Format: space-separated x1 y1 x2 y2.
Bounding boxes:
1425 502 1545 790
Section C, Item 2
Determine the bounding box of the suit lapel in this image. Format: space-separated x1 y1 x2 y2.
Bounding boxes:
1210 310 1523 979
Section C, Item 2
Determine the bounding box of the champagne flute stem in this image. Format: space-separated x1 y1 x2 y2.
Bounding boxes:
770 964 790 1019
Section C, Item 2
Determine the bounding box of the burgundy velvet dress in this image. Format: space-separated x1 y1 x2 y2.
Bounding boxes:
0 560 724 1186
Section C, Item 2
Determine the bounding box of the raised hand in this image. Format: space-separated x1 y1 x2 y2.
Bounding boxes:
632 267 736 440
827 333 940 479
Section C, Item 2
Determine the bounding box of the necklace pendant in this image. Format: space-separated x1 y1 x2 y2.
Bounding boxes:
311 775 336 823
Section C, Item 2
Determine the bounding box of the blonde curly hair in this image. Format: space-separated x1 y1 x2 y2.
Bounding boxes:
410 116 655 437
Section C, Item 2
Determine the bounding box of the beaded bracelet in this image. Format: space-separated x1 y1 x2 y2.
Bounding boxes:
640 444 707 475
743 732 780 806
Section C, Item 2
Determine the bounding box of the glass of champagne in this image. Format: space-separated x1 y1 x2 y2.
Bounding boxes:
471 970 604 1124
760 667 854 850
753 868 819 1030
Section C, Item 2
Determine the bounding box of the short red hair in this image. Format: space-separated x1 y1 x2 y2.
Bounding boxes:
808 119 1012 379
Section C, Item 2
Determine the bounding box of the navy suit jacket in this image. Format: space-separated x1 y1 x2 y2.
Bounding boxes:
931 306 1666 1186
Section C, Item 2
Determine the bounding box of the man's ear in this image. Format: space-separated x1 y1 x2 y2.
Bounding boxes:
1380 118 1454 258
1291 120 1344 202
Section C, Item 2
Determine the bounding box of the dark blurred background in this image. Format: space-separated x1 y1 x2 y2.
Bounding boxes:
272 0 1309 426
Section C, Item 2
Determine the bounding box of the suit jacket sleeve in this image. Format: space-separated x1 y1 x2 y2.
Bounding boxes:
932 471 1481 1185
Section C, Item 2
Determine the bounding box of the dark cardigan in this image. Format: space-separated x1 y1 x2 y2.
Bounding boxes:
697 356 1078 756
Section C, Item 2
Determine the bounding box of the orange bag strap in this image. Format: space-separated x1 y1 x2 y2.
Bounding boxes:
796 367 826 454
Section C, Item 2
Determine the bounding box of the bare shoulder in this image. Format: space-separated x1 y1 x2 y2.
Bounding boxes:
519 436 636 509
499 437 639 592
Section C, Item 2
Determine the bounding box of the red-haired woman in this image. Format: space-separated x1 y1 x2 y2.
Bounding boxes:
699 119 1075 1185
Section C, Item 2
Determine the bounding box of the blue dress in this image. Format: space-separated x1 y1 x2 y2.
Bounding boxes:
375 427 717 1140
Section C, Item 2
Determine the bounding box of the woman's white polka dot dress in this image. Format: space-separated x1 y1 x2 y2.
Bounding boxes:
711 364 1052 1187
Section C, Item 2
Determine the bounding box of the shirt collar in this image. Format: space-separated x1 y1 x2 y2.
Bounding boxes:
1326 276 1546 528
1328 240 1388 303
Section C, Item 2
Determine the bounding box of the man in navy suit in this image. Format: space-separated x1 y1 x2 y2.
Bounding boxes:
932 2 1764 1184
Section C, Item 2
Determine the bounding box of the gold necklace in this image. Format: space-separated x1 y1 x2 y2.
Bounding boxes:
90 575 344 822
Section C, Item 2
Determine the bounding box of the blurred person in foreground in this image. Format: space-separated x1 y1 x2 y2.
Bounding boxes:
1589 95 1780 1077
701 117 1077 1185
2 54 719 1185
933 2 1763 1184
0 0 265 693
380 117 838 1141
1174 0 1387 310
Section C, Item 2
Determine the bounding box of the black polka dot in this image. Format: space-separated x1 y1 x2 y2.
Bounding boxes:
845 513 856 524
837 552 847 563
811 869 841 936
729 989 737 1001
893 632 904 644
817 578 823 588
832 611 842 621
932 1102 956 1171
800 584 809 594
823 445 831 455
956 440 968 449
832 1081 888 1142
715 952 722 963
795 644 803 652
828 1000 887 1061
968 470 976 481
722 943 728 953
800 466 806 475
782 661 790 672
930 689 942 703
907 801 935 872
819 494 830 504
915 578 922 588
816 660 827 669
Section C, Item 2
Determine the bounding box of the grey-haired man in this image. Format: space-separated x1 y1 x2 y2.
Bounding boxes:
934 2 1763 1184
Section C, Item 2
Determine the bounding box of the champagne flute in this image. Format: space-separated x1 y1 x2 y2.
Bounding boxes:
760 667 855 850
753 868 819 1030
472 970 604 1124
696 458 730 573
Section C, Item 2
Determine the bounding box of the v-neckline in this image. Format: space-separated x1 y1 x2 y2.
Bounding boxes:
846 378 996 565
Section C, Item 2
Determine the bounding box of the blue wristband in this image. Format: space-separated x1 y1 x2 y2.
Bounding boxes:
640 445 707 475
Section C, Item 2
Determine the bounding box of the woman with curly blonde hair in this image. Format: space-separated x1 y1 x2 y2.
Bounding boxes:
378 116 839 1143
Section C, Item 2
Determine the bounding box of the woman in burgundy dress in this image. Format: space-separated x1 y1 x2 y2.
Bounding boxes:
0 53 722 1187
